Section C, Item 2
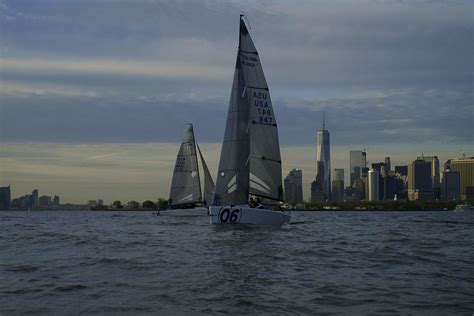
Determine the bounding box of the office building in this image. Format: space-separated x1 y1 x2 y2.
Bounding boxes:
395 166 408 177
441 170 460 201
39 195 52 206
311 162 325 203
53 195 60 206
334 168 344 182
444 155 474 200
316 115 331 199
284 169 303 206
332 168 344 202
0 185 11 210
408 159 434 200
384 157 391 172
418 155 440 198
350 150 366 186
368 169 380 201
31 189 39 208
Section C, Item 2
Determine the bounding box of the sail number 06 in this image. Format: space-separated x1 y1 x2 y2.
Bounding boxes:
219 208 241 223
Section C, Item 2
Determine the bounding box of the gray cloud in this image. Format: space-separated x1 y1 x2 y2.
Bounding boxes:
0 0 473 146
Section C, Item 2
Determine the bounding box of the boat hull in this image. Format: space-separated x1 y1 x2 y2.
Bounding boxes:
209 206 290 225
158 207 208 216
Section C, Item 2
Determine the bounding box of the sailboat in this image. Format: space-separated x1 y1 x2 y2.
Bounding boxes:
164 124 215 216
209 16 291 225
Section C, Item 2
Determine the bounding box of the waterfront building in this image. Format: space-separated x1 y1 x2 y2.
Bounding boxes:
368 169 380 201
332 168 344 202
353 178 366 201
444 155 474 200
11 194 32 209
53 195 60 206
39 195 52 206
418 155 440 198
334 168 344 182
408 159 434 201
0 185 11 210
384 157 391 172
311 161 325 203
441 170 460 201
31 189 39 208
331 180 344 202
316 115 331 199
350 150 366 186
284 169 303 206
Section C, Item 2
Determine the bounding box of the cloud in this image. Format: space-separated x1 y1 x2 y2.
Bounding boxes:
1 82 472 145
1 57 230 81
0 0 473 203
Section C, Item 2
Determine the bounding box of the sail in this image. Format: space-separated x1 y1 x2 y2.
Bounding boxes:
169 125 202 206
214 16 283 205
213 53 250 206
196 142 215 206
240 18 283 201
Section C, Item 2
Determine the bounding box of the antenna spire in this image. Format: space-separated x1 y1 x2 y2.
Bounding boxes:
323 112 325 130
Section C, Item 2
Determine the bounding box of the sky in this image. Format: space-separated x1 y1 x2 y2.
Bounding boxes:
0 0 473 203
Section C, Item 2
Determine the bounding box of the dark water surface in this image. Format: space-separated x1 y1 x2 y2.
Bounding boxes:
1 211 473 315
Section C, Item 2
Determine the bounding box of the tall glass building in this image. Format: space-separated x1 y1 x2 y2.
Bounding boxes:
316 117 331 200
350 150 366 186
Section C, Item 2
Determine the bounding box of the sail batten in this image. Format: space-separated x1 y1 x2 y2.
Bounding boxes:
214 16 283 206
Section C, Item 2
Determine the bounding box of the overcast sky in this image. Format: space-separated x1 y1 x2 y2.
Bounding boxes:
1 0 473 203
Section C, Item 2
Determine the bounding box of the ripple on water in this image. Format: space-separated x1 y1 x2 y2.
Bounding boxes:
0 210 473 315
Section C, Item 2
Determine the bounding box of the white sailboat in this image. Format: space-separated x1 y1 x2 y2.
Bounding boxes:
163 124 215 216
209 16 291 225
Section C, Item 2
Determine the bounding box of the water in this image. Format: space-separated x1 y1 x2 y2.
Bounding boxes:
1 211 473 315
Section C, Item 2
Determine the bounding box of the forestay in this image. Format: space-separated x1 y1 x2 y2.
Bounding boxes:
169 125 202 206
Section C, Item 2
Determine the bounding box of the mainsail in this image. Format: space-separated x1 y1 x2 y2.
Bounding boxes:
196 142 215 206
214 16 283 206
169 125 202 206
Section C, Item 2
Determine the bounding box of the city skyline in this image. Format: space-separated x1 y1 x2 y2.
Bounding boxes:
0 0 473 203
1 141 469 204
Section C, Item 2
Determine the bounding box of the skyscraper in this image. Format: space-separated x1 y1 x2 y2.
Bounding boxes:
284 169 303 206
316 114 331 200
368 169 380 201
444 155 473 200
31 189 39 208
384 157 391 172
0 185 11 210
311 161 325 203
408 159 434 200
350 150 366 186
334 168 344 182
418 155 440 197
332 168 344 202
441 170 460 201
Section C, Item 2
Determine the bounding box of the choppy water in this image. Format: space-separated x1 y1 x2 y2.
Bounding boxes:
1 211 473 315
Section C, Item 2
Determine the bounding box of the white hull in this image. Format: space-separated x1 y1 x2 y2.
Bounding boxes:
209 206 290 225
158 207 208 216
